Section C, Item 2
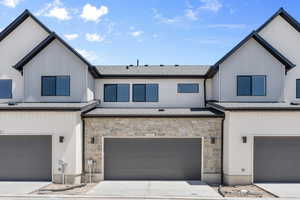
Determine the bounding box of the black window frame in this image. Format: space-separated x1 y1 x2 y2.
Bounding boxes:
237 75 266 96
132 84 159 102
103 84 130 102
41 76 70 97
177 83 199 93
0 79 12 99
296 79 300 98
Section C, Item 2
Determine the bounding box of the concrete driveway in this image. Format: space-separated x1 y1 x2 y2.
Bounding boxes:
0 182 50 195
87 181 221 198
256 183 300 198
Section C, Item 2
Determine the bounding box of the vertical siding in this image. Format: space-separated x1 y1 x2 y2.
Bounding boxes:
95 78 205 108
23 39 90 102
0 17 49 102
259 15 300 102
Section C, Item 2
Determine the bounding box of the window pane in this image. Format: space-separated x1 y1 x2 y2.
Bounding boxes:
0 80 12 99
237 76 251 96
252 76 266 96
117 84 130 102
133 84 146 102
297 80 300 98
42 76 56 96
56 76 70 96
104 84 117 102
146 84 158 102
178 84 199 93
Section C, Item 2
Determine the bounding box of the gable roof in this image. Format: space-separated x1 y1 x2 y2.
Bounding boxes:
12 32 100 78
0 9 51 42
257 7 300 33
206 31 296 78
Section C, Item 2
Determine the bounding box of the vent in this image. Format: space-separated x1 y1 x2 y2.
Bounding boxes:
160 64 164 67
290 102 300 105
8 101 17 106
158 108 165 112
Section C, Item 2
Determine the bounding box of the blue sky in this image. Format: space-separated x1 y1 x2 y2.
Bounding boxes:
0 0 299 65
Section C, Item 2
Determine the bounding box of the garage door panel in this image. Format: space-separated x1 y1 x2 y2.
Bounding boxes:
254 137 300 183
0 135 52 181
104 138 201 180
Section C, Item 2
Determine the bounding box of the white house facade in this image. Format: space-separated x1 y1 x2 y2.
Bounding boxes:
0 8 300 185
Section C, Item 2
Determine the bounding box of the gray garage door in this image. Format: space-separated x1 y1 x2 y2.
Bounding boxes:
254 137 300 183
0 135 52 181
104 138 202 180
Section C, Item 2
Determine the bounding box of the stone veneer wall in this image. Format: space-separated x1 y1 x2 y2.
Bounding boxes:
83 117 222 183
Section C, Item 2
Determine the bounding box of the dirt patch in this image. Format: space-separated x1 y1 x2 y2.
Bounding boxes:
31 183 97 195
211 185 277 198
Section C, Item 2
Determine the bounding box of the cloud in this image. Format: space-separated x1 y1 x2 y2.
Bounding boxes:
206 24 247 29
185 9 198 21
47 7 71 20
131 31 143 37
76 49 98 61
80 4 108 22
152 34 159 38
86 33 105 42
64 33 79 40
36 0 71 20
152 8 181 24
199 0 222 12
0 0 22 8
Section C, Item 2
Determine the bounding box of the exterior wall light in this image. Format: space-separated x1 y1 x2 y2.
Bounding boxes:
59 136 64 143
91 137 95 144
211 137 216 144
242 136 247 143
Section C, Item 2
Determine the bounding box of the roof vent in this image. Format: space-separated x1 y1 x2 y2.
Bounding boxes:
160 64 164 67
174 64 179 67
158 108 165 112
129 64 134 67
144 64 149 67
8 101 17 106
291 102 300 105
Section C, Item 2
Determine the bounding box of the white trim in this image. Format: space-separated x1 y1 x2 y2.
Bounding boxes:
101 136 204 180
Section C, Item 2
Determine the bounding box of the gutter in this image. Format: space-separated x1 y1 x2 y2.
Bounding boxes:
204 78 207 107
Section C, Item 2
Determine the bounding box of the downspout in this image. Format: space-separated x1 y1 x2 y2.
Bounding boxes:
204 78 207 106
82 118 85 182
221 117 224 185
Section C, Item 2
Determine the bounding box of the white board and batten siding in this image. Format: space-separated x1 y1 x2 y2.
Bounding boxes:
0 17 49 102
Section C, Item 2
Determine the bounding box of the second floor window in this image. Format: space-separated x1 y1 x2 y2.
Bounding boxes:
237 75 266 96
296 79 300 98
133 84 158 102
0 79 12 99
177 83 199 93
104 84 130 102
42 76 70 96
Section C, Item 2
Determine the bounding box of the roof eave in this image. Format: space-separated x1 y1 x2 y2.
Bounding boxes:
0 10 51 43
257 8 300 33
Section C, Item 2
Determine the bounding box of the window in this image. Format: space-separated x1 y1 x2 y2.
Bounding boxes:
177 84 199 93
296 79 300 98
237 75 266 96
104 84 130 102
133 84 158 102
0 79 12 99
42 76 70 96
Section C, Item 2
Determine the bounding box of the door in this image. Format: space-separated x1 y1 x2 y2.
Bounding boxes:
0 135 52 181
104 138 202 180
